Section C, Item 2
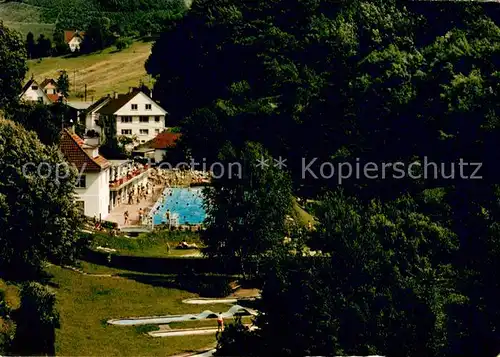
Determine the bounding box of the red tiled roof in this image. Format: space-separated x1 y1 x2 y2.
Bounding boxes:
64 30 75 43
151 132 181 149
64 30 85 43
60 130 110 172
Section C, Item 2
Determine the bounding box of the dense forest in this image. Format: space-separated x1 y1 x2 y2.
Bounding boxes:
146 0 500 355
8 0 186 37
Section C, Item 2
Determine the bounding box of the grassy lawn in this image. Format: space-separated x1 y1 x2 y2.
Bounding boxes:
90 230 202 258
4 21 55 38
27 41 153 100
47 264 231 356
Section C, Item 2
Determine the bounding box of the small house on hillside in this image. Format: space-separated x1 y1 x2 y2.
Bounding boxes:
40 78 59 95
150 132 181 163
20 77 65 104
64 30 85 52
20 78 51 104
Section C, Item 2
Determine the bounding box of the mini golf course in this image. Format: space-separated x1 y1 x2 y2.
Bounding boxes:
107 304 257 327
182 297 259 305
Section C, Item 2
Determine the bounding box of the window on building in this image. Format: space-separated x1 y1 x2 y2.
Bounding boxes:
37 97 43 103
145 104 152 110
155 129 160 134
75 175 86 188
139 116 149 123
121 129 132 135
131 104 138 110
31 85 38 90
121 116 132 123
139 129 149 135
155 116 160 122
141 140 145 143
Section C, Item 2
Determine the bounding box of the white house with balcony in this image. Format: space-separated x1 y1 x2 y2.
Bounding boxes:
108 160 152 211
60 129 111 219
84 96 112 135
96 89 167 145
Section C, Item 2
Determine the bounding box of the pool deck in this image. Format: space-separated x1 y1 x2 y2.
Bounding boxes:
106 183 164 228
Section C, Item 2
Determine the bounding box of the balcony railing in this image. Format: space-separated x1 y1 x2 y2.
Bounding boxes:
109 164 149 189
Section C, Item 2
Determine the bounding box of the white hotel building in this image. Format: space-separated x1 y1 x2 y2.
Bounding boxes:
60 129 151 220
85 89 168 144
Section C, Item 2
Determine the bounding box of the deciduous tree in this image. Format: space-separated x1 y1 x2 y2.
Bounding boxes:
0 21 27 110
57 70 70 98
201 141 293 278
11 282 59 355
0 119 83 279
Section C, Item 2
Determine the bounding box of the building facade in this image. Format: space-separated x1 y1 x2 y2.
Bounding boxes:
64 30 85 52
60 129 111 219
84 96 111 135
20 78 64 104
96 89 168 144
108 160 151 211
150 132 181 163
20 79 51 104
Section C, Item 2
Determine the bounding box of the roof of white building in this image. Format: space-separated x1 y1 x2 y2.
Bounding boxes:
60 129 110 172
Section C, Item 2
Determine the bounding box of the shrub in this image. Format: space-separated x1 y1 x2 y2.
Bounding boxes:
135 324 159 334
215 317 258 356
115 37 133 51
11 283 59 356
198 278 232 298
101 221 118 229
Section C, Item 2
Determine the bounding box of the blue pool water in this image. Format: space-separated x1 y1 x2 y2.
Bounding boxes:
151 187 206 225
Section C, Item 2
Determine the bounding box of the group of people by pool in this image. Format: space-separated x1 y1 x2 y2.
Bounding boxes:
118 168 207 227
127 183 153 205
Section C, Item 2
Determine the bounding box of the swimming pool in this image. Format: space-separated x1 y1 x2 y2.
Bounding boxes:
151 187 206 225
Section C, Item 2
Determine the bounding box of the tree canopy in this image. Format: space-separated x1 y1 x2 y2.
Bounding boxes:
0 21 27 110
148 0 500 355
0 119 83 279
202 141 293 278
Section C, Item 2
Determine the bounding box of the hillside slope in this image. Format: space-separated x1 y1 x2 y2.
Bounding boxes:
0 2 41 22
0 1 55 37
28 41 153 100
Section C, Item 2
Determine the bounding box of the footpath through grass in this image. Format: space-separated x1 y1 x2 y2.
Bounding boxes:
27 41 152 100
47 264 230 356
